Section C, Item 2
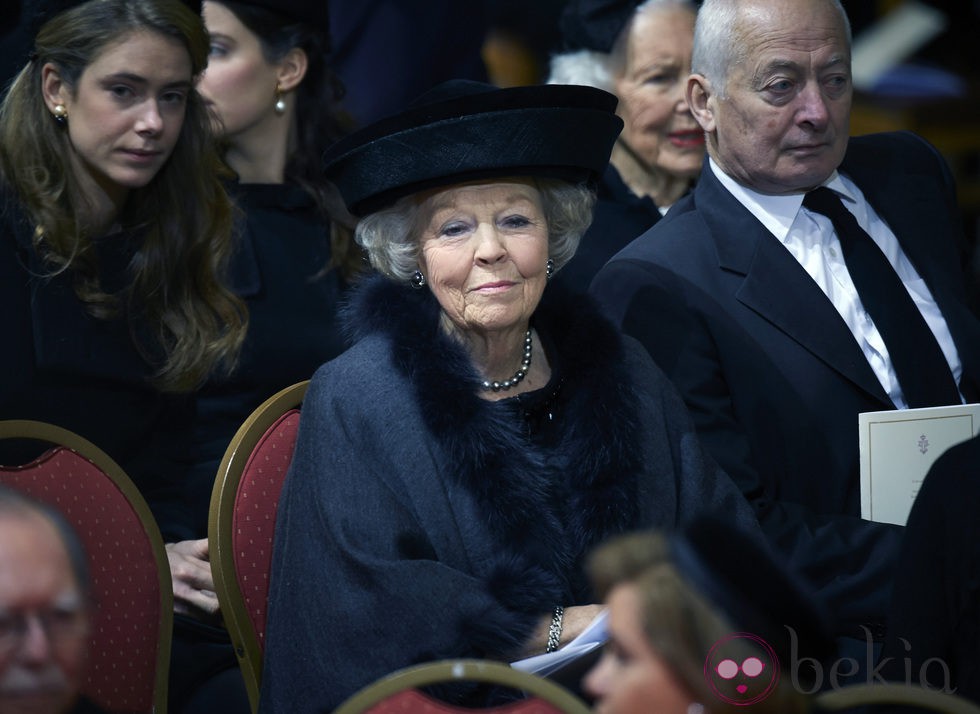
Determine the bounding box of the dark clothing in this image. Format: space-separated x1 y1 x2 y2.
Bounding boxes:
169 613 252 714
553 164 664 293
879 435 980 702
590 132 980 637
0 189 191 538
182 182 350 538
170 182 352 713
69 695 111 714
0 1 33 87
328 0 489 125
259 275 759 712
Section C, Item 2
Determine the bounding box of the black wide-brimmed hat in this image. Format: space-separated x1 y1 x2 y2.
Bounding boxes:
670 517 837 676
322 79 624 217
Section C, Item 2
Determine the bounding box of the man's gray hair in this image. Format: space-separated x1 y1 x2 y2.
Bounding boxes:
692 0 852 98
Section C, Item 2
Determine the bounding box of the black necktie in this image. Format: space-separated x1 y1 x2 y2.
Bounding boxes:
802 187 960 408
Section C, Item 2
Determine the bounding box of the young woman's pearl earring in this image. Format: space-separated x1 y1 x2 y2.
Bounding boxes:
274 82 286 115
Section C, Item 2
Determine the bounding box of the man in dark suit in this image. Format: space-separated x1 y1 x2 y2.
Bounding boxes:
591 0 980 647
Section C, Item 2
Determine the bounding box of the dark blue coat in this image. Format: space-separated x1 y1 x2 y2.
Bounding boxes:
259 276 758 712
0 190 191 538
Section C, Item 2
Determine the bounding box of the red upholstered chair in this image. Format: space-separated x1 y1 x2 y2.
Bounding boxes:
208 380 308 713
0 419 173 714
332 659 592 714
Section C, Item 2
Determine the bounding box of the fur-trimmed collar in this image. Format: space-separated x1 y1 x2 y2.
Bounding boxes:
345 275 644 605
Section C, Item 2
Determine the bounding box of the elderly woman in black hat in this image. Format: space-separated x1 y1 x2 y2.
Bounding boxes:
584 517 833 714
259 79 757 712
548 0 703 288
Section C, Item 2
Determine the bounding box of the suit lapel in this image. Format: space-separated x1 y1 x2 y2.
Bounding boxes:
695 167 891 403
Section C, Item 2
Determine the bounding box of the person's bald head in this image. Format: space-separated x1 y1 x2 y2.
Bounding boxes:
0 487 91 714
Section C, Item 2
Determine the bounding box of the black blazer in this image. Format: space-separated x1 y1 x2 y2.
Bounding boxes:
591 131 980 634
0 192 192 541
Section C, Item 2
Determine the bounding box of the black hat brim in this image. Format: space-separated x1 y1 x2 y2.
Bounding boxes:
671 517 838 671
323 81 623 217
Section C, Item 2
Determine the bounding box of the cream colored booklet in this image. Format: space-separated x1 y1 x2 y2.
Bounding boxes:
859 403 980 526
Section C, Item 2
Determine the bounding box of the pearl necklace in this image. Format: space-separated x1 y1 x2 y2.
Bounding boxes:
481 330 533 392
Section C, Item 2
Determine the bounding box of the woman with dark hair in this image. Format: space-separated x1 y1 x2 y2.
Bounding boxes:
0 0 244 553
259 79 758 712
0 1 250 711
164 2 364 711
200 0 356 225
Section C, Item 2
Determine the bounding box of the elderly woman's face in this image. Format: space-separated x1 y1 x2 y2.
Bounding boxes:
417 180 549 338
584 584 697 714
614 6 703 180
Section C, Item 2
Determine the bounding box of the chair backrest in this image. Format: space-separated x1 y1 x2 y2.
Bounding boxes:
208 380 308 713
815 683 980 714
0 419 173 714
332 659 593 714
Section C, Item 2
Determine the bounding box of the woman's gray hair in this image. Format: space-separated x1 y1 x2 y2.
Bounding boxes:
548 49 618 92
354 179 596 282
548 0 698 90
692 0 851 99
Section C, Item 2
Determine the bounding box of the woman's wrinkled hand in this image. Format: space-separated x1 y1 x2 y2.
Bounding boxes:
524 603 605 657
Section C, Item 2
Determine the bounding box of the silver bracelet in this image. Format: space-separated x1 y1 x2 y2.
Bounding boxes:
546 605 564 653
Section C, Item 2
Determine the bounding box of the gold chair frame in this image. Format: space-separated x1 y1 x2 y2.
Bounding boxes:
208 380 309 713
816 682 980 714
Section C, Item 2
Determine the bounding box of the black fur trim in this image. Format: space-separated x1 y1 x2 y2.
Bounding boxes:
344 276 644 609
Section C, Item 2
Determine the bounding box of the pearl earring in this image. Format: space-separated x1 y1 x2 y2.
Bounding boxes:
274 83 286 115
52 104 68 126
410 270 426 289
